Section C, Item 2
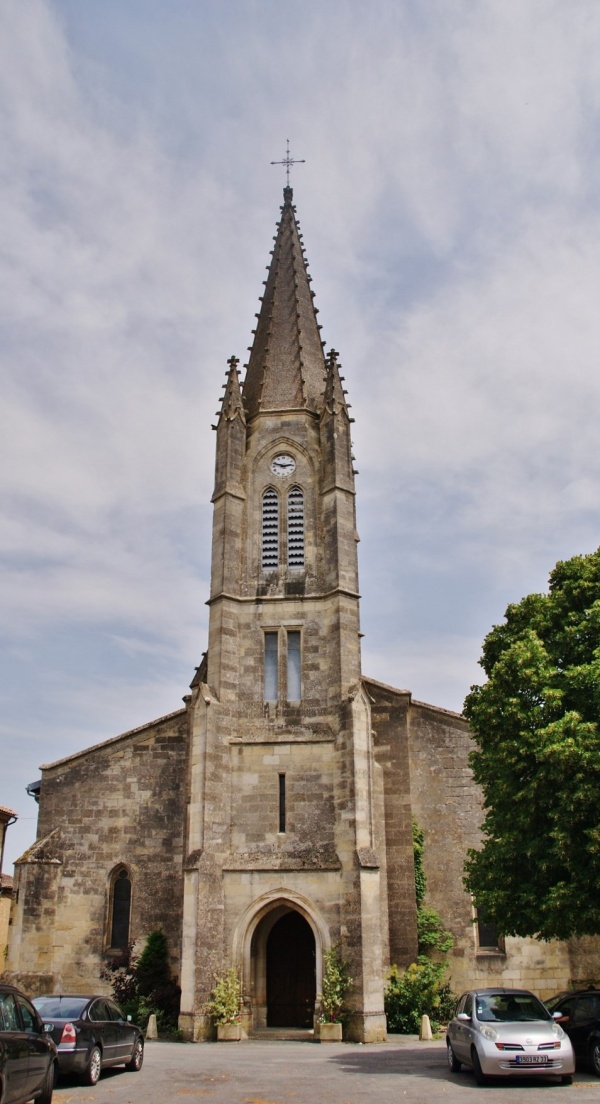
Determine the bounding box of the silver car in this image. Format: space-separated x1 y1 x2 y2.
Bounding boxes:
446 988 575 1085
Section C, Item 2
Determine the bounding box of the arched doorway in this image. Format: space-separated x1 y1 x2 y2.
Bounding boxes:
266 910 316 1027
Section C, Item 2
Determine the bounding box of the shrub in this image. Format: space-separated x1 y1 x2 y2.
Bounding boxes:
319 943 352 1024
206 966 242 1025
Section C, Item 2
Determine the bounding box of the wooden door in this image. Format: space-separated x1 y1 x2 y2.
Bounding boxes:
266 911 316 1027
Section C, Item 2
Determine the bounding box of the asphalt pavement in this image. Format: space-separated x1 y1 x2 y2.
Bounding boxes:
51 1036 600 1104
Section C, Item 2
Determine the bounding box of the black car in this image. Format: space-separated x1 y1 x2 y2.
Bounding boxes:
0 983 57 1104
545 988 600 1075
32 995 144 1086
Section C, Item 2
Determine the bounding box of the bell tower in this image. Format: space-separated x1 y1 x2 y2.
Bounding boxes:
179 187 388 1042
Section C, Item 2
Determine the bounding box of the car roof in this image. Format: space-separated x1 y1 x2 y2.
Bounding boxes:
471 988 538 996
33 998 103 1006
548 988 598 1000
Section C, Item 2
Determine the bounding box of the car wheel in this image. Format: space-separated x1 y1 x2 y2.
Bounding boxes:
561 1074 573 1085
447 1041 461 1072
83 1045 102 1086
471 1047 487 1086
125 1036 144 1072
38 1061 56 1104
590 1040 600 1076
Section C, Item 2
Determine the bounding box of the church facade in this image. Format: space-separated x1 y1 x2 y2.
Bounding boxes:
5 188 599 1039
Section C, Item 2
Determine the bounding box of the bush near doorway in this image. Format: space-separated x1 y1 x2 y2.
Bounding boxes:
318 943 352 1029
207 966 243 1038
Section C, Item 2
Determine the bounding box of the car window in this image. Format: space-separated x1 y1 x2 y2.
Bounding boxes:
15 995 39 1032
33 997 88 1019
0 993 21 1031
463 993 473 1017
573 994 600 1024
556 997 578 1018
107 1001 125 1022
89 999 111 1022
476 993 549 1022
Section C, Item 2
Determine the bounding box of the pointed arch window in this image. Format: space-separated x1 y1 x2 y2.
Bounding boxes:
108 866 132 950
287 486 305 568
262 487 279 570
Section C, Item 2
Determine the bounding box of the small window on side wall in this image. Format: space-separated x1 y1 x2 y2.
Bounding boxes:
109 867 132 949
474 904 505 954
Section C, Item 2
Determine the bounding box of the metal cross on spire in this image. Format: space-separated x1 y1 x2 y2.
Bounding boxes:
270 139 305 186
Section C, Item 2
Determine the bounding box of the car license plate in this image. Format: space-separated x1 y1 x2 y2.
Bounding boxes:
515 1054 548 1064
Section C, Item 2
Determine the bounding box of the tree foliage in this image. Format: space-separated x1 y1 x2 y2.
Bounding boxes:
464 547 600 941
101 930 181 1034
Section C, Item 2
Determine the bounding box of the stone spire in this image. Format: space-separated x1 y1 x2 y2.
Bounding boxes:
323 347 349 415
242 187 327 419
216 355 245 426
212 355 246 504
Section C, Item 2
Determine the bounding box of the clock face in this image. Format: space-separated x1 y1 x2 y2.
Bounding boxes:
270 453 296 477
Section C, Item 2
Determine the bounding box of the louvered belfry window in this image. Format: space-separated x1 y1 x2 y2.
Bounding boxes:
287 486 305 567
262 487 279 569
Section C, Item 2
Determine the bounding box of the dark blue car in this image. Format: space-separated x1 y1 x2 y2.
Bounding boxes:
32 994 143 1086
545 988 600 1076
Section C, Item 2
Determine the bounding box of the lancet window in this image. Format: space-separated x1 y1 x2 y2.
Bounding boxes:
108 866 132 950
263 629 302 702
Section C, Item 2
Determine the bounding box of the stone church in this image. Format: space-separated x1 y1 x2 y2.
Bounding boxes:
5 187 598 1040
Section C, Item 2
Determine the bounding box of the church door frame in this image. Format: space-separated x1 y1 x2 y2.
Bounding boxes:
233 890 329 1031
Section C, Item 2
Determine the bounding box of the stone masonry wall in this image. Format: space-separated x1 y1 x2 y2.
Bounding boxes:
5 709 188 994
367 679 418 970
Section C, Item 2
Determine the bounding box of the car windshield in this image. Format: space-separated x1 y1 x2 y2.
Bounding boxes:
476 993 551 1023
33 996 88 1019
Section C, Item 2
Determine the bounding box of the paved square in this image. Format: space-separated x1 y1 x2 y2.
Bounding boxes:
51 1038 600 1104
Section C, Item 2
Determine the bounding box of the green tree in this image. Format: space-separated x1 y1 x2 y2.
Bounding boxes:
464 546 600 941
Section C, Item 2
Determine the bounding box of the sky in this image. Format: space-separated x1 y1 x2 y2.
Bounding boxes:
2 0 600 868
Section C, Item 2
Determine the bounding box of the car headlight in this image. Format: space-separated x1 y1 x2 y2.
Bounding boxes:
551 1022 565 1040
479 1024 498 1042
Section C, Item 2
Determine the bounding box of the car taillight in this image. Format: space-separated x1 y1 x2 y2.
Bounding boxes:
60 1022 77 1048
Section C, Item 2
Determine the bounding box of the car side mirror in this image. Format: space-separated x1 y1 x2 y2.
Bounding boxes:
457 1012 471 1022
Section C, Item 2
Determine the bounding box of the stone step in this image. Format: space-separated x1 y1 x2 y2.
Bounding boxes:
249 1028 315 1042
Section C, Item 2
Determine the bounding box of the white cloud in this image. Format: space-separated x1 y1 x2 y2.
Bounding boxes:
2 0 600 865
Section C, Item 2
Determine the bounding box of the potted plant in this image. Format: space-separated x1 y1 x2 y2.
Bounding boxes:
317 943 352 1041
207 966 243 1040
